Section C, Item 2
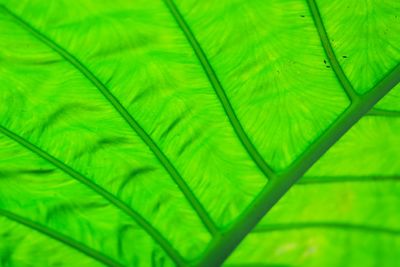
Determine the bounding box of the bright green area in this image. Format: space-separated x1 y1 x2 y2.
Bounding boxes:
0 0 398 266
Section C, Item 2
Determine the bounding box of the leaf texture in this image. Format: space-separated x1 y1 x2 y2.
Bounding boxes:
0 0 399 266
225 84 400 267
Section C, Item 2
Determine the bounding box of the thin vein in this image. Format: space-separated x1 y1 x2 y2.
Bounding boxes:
367 108 400 117
0 5 217 236
306 0 359 102
225 264 290 267
196 64 400 267
0 126 185 266
163 0 276 180
254 222 400 235
299 175 400 184
0 209 123 267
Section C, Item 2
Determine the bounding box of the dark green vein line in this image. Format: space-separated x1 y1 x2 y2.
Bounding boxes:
0 209 123 267
0 5 217 236
196 64 400 267
299 175 400 184
306 0 358 102
254 222 400 235
367 108 400 117
225 264 290 267
0 126 185 266
163 0 276 180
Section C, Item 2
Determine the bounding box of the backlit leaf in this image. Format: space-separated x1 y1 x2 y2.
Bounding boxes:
0 0 398 266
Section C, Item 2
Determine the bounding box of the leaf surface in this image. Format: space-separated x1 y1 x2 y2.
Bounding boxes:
225 84 400 267
0 0 399 266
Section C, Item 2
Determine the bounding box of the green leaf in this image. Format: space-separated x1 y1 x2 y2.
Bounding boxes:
225 84 400 267
0 0 398 266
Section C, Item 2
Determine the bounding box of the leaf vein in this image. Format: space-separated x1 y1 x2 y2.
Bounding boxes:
163 0 276 180
367 108 400 117
306 0 359 101
254 222 400 235
299 175 400 184
0 209 123 267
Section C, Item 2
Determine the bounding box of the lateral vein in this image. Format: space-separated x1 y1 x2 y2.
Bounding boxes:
225 264 290 267
163 0 276 180
367 108 400 117
0 5 217 237
306 0 359 102
254 222 400 235
299 175 400 184
0 209 123 267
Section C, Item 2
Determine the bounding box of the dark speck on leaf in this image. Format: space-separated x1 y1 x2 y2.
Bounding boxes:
300 15 305 18
323 60 326 64
342 56 348 58
326 66 331 68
